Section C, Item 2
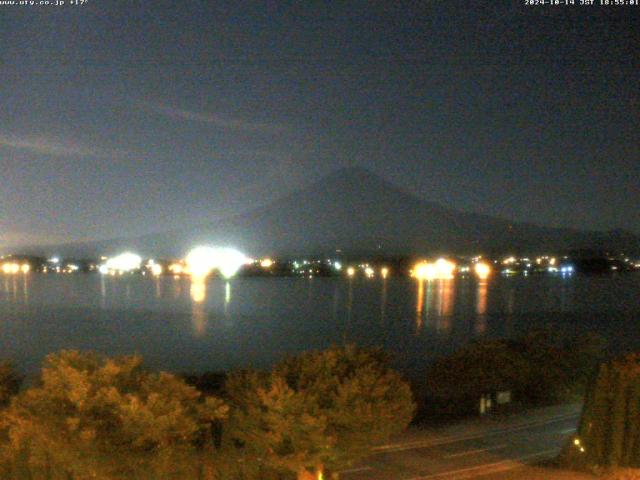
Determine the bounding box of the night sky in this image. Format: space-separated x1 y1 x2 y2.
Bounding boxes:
1 1 638 247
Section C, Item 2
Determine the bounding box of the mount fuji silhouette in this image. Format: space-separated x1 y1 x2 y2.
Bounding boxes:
30 167 640 257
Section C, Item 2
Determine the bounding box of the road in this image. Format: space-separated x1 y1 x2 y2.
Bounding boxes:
340 403 587 480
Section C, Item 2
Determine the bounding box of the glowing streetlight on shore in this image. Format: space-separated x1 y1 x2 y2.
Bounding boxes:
185 246 248 279
474 262 491 279
217 248 248 279
381 267 389 279
186 246 219 277
101 252 142 274
347 266 355 277
434 258 456 279
412 261 436 281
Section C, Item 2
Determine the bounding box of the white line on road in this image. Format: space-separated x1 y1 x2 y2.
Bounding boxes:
374 412 578 454
338 466 373 474
444 444 507 458
406 448 559 480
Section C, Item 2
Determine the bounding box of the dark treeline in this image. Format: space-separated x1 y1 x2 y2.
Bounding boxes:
416 329 607 422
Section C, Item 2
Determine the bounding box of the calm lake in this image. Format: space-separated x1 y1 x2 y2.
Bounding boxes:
1 273 639 378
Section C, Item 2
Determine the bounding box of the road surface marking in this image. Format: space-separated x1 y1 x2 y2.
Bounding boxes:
339 466 373 474
406 448 559 480
374 412 578 453
444 444 507 458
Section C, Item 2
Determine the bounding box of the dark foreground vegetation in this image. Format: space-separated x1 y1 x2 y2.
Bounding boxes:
559 353 640 477
417 329 607 421
0 346 414 480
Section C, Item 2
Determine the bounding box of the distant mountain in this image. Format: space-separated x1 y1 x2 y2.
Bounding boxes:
21 167 640 257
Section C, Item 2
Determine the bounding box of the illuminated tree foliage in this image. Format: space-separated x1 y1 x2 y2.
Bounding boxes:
0 350 228 479
564 354 640 469
225 346 415 480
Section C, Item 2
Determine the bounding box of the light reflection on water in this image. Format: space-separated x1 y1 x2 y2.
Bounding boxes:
1 272 639 377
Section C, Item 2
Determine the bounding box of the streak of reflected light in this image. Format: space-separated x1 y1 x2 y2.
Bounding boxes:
190 276 208 335
475 279 488 334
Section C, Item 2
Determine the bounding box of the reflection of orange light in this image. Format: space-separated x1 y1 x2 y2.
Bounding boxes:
190 279 206 303
476 280 488 315
416 279 424 331
439 279 454 317
474 262 491 279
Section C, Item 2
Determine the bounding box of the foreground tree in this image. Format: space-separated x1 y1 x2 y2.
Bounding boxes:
563 354 640 470
422 331 605 418
0 350 228 479
226 346 415 480
423 339 531 417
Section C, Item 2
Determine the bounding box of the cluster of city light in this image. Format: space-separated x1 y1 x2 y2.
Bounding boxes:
99 252 142 274
412 261 437 281
412 258 456 280
343 264 390 279
185 246 249 279
1 262 30 274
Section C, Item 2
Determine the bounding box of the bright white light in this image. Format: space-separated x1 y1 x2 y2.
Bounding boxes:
364 267 375 278
186 247 220 277
217 248 248 279
104 252 142 273
98 264 109 275
334 261 342 271
49 257 60 264
347 266 355 277
185 246 248 279
434 258 456 279
260 258 274 268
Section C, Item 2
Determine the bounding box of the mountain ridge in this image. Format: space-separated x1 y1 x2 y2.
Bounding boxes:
14 167 640 257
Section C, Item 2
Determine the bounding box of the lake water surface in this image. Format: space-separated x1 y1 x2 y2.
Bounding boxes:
1 273 639 378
